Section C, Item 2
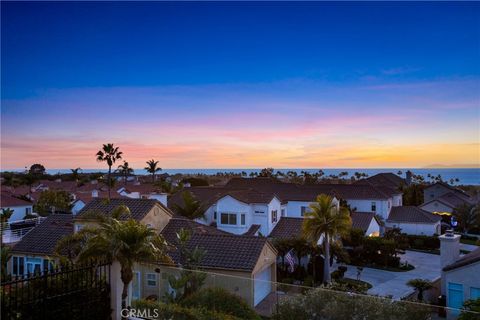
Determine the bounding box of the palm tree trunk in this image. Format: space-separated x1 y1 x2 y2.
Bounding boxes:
324 236 331 284
121 280 129 319
152 173 155 184
108 166 111 200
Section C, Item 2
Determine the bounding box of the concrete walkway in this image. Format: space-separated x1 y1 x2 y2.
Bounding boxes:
338 250 441 299
460 243 479 252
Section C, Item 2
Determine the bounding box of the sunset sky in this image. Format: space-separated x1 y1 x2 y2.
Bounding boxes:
1 2 479 170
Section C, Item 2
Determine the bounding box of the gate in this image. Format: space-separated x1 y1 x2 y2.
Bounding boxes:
1 261 111 320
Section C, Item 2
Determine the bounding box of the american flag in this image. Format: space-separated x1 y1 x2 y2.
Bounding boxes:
285 249 295 273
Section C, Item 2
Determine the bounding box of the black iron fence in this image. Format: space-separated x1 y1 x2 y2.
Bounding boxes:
1 261 111 320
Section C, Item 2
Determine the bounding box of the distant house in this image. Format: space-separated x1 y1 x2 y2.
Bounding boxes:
420 182 475 214
0 192 34 221
362 172 408 189
117 184 168 207
351 211 380 237
8 214 73 276
133 218 277 307
440 232 480 317
386 206 441 235
74 198 173 233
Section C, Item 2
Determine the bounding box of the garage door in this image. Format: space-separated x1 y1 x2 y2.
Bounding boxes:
254 266 272 306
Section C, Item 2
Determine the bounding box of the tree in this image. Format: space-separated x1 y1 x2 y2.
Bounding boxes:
70 167 81 182
167 228 207 301
453 204 478 233
172 191 206 220
116 161 134 185
0 208 14 223
145 159 161 183
35 190 73 216
258 168 275 178
73 207 171 317
459 298 480 320
96 143 123 200
302 194 351 284
29 163 46 176
401 183 426 206
406 279 433 301
1 245 11 281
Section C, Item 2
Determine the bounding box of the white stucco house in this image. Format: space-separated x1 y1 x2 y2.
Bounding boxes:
1 193 34 221
386 206 441 235
440 232 480 318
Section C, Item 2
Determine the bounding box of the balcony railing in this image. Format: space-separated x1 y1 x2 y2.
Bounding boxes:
1 216 46 244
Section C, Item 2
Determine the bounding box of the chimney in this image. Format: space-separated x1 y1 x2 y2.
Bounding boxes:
439 230 460 269
92 189 99 198
405 170 412 185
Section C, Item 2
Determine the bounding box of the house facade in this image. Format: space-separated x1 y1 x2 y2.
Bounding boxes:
440 232 480 318
1 193 34 221
386 206 441 236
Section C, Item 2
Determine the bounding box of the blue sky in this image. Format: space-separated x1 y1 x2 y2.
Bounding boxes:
1 2 479 169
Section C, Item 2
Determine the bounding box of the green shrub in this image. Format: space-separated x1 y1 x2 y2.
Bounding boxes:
180 288 260 320
279 278 294 292
303 276 314 287
272 288 431 320
132 299 239 320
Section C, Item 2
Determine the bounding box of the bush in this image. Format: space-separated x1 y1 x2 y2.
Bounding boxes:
303 276 314 287
132 299 239 320
272 288 431 320
406 235 439 250
279 278 294 292
180 288 260 320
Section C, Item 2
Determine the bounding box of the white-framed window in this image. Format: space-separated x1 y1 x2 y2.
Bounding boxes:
371 202 376 212
26 257 42 275
281 209 285 217
241 214 246 225
146 273 157 287
25 207 32 215
301 206 307 216
220 213 237 225
254 210 265 215
75 224 84 232
213 211 217 220
271 210 278 223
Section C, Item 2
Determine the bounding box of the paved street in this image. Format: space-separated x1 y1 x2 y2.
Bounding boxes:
339 250 441 299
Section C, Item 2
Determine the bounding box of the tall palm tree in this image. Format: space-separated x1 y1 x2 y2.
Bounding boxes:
302 194 351 284
70 167 81 182
145 159 161 183
73 208 171 316
0 208 14 223
172 191 205 220
96 144 123 200
116 161 134 185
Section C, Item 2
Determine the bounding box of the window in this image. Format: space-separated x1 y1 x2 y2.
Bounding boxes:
271 210 278 223
214 211 217 220
146 273 157 287
371 202 376 212
26 257 42 275
254 210 265 215
281 209 285 217
75 224 83 232
12 256 24 276
25 207 31 215
220 213 237 225
471 287 480 300
301 206 307 216
43 259 54 272
241 214 246 225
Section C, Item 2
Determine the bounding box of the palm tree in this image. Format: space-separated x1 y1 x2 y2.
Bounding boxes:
0 208 14 223
116 161 134 185
172 191 206 220
70 167 81 182
302 194 351 284
96 143 123 200
145 159 161 183
72 207 171 316
407 279 433 301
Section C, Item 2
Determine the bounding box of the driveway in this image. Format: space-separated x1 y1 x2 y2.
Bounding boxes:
339 250 441 299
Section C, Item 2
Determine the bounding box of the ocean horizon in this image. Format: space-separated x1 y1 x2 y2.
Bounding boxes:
4 168 479 185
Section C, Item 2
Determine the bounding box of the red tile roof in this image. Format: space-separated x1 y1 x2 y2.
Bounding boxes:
387 206 441 224
1 193 33 208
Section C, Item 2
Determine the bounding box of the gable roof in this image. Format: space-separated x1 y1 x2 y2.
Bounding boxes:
268 217 304 240
351 212 377 232
443 247 480 272
437 192 474 208
161 219 272 272
11 214 73 255
387 206 441 224
1 193 33 208
364 173 406 189
76 198 172 221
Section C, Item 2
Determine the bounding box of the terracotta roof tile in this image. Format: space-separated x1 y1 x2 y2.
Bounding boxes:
269 217 304 240
387 206 441 224
351 212 376 232
443 247 480 272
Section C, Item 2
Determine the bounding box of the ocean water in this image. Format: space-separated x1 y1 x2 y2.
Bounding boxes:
33 168 480 185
